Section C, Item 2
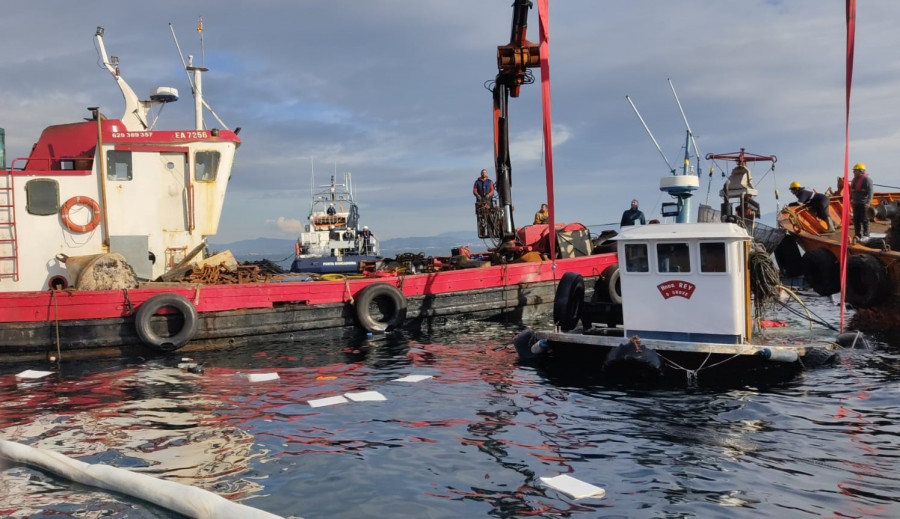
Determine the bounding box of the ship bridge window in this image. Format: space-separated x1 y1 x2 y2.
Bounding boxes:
657 242 691 273
195 151 220 182
106 150 132 181
24 178 59 215
700 242 727 273
624 243 649 273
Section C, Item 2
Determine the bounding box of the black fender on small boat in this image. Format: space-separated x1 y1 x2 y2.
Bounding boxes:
845 254 889 308
801 347 839 368
774 234 803 278
602 337 663 376
134 293 199 352
594 265 622 305
835 330 871 349
801 248 840 296
354 283 407 333
512 328 544 360
553 272 584 332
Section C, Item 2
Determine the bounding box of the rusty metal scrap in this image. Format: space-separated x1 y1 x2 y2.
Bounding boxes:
181 263 272 285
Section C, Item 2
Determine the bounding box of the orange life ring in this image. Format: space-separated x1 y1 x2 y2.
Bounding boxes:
60 196 102 233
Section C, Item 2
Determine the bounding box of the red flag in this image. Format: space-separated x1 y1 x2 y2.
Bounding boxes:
839 0 856 332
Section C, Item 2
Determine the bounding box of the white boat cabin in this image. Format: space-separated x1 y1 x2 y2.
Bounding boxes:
616 223 752 344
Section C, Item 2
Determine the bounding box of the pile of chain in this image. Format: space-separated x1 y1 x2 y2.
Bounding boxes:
182 263 272 284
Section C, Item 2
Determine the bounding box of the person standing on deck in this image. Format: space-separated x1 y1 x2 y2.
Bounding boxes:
360 226 374 255
533 203 549 224
850 163 874 239
473 169 495 205
789 181 835 232
620 199 646 227
327 203 336 215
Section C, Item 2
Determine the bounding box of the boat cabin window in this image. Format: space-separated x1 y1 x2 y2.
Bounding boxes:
195 151 220 182
657 242 691 273
106 150 133 181
699 242 727 273
624 243 649 273
24 178 59 215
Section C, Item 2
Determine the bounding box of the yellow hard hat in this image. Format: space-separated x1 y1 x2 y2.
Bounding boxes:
853 163 866 171
789 181 802 189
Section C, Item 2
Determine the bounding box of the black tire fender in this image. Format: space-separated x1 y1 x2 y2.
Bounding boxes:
553 272 584 332
845 254 889 308
135 293 199 352
596 265 622 304
801 248 840 296
355 283 407 333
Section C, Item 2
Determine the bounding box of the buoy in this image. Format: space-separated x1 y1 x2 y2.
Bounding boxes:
757 348 799 363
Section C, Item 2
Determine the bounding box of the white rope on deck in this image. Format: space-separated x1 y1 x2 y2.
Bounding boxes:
0 439 293 519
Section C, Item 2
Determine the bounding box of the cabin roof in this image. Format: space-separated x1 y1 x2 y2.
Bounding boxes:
615 222 751 242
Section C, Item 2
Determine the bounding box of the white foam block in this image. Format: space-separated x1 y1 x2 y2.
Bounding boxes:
344 391 386 402
308 395 348 408
247 372 280 382
539 474 606 499
393 375 433 382
16 370 54 379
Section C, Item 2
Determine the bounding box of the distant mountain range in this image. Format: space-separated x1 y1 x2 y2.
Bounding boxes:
208 230 485 269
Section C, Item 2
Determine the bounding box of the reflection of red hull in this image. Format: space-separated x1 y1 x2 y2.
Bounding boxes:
0 253 617 361
776 194 900 336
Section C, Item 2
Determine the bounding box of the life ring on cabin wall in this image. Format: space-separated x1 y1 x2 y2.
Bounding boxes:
553 272 584 332
134 293 199 352
60 196 102 233
845 254 889 308
354 283 407 333
595 265 622 304
801 248 840 296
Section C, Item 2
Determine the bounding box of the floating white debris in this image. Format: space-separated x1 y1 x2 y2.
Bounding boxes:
393 374 433 383
345 391 386 402
539 474 606 499
15 370 54 380
308 395 348 408
247 372 280 382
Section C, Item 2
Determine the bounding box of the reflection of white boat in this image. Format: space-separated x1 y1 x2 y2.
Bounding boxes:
289 173 380 274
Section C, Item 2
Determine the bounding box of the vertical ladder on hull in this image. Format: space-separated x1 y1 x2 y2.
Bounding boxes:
0 170 18 281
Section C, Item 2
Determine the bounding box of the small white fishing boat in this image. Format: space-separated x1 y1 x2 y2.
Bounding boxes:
289 173 380 274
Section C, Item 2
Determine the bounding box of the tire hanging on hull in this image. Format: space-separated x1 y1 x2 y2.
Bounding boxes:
134 293 199 352
354 283 407 333
845 254 889 308
553 272 584 332
801 248 840 296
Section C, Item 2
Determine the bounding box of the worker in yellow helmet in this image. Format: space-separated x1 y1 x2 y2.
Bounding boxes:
789 181 835 232
850 163 873 239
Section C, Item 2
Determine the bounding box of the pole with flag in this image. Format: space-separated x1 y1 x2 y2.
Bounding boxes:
197 16 205 66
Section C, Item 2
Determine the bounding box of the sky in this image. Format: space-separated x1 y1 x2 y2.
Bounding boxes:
2 1 899 244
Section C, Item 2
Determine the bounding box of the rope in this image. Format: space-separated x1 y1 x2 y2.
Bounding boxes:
52 289 62 363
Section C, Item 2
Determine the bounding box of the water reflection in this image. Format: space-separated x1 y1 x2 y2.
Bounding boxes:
1 312 899 517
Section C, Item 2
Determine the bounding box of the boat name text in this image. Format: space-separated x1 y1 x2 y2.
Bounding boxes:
657 280 696 300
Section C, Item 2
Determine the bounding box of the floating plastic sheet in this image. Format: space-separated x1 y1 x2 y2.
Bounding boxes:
308 395 348 408
15 370 54 379
247 373 280 382
393 375 433 382
539 474 606 499
344 391 386 402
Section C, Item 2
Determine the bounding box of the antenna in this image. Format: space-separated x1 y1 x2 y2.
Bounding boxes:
626 95 676 174
668 78 702 175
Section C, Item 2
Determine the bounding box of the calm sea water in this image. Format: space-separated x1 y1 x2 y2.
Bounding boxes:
1 289 899 518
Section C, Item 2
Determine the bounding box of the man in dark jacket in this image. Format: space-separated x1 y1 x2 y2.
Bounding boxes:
788 181 835 232
620 199 646 227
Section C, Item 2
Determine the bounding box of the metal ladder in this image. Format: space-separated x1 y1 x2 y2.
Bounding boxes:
0 170 18 281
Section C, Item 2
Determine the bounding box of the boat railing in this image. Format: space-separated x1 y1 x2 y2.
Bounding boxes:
10 156 94 175
313 215 347 228
698 204 785 252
